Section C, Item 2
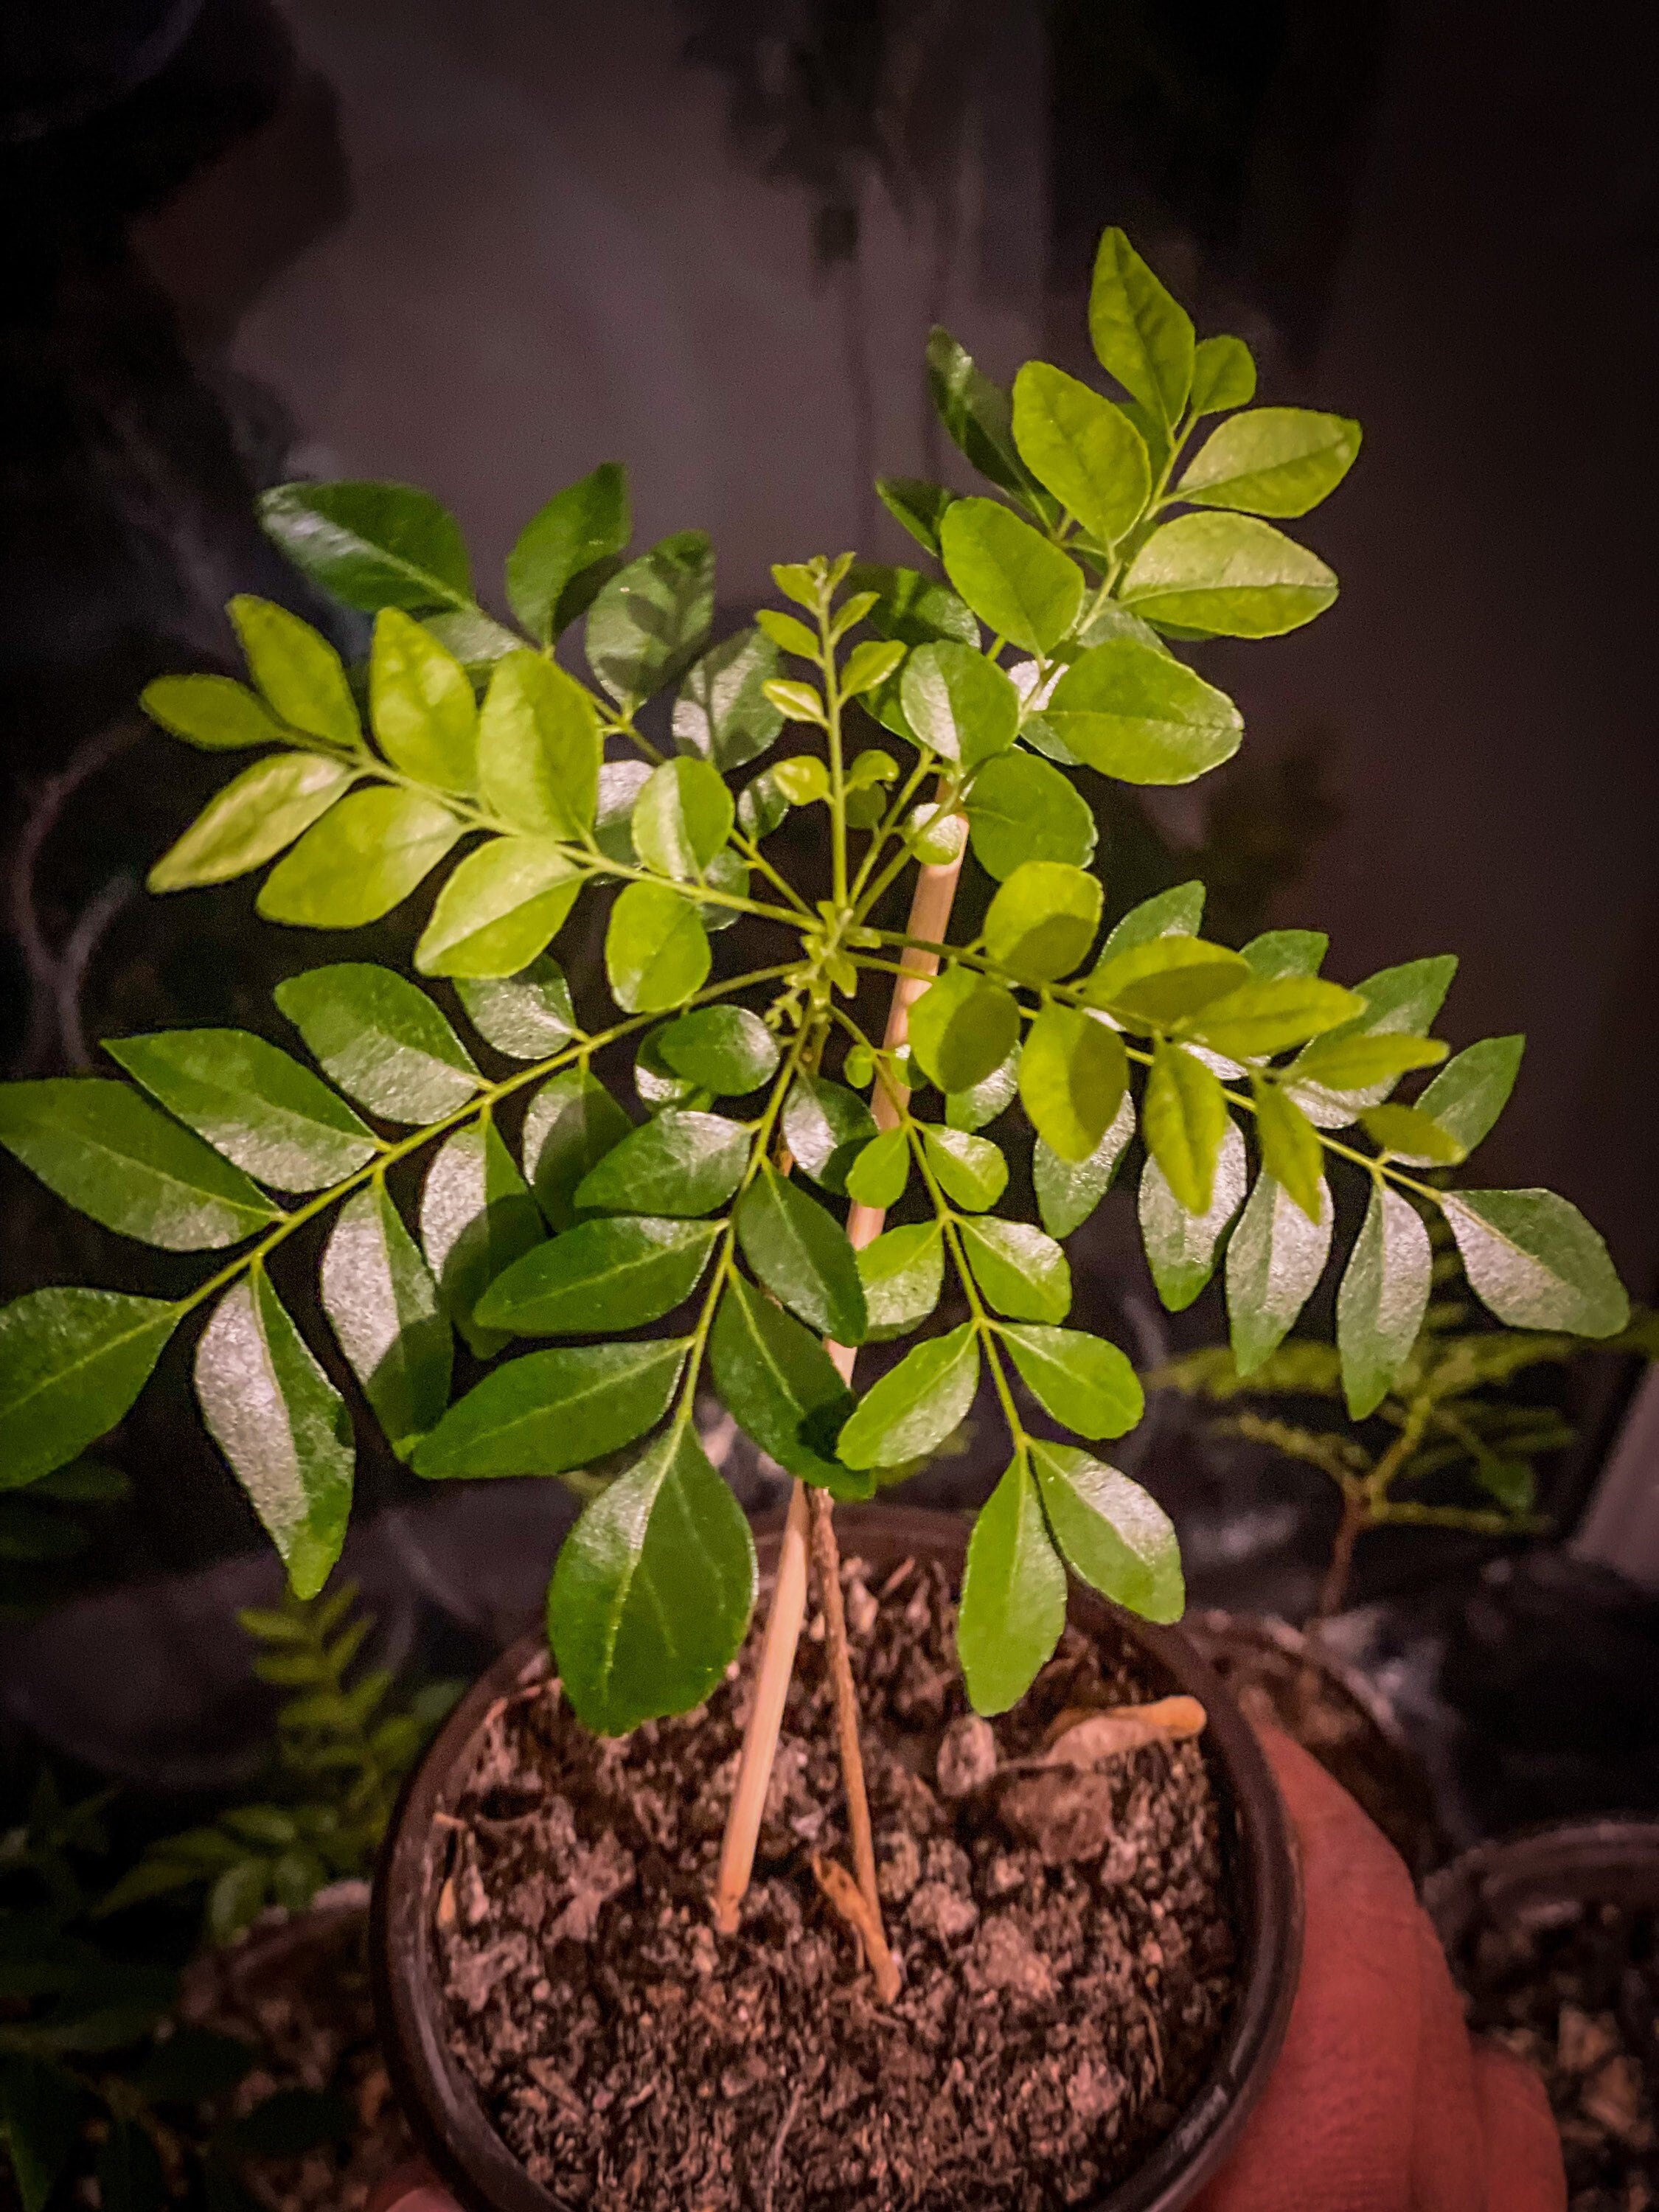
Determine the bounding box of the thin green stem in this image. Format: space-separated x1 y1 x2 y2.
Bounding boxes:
818 599 849 909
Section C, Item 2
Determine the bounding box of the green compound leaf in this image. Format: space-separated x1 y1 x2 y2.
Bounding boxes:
1360 1102 1466 1165
922 1124 1009 1211
574 1110 748 1219
1284 952 1458 1118
105 1029 378 1192
142 672 286 752
1012 361 1150 547
1292 1032 1447 1093
585 530 714 712
984 861 1102 980
195 1269 352 1599
1408 1036 1525 1163
655 1006 779 1096
276 964 481 1122
874 478 959 557
1088 227 1194 425
0 1080 279 1250
413 1338 688 1478
229 595 361 748
858 1223 944 1340
710 1273 863 1495
1034 1091 1135 1239
909 967 1022 1094
506 462 630 643
1225 1172 1333 1377
320 1182 451 1458
1251 1075 1326 1222
522 1070 631 1229
423 607 524 677
258 481 472 612
925 327 1046 507
964 752 1096 880
633 757 734 880
1001 1325 1143 1439
1142 1040 1231 1217
838 1323 978 1470
1242 928 1328 979
257 787 461 928
368 608 476 790
547 1422 755 1735
939 498 1083 658
1442 1190 1628 1337
672 627 784 771
1088 936 1251 1032
420 1119 544 1357
479 1217 720 1336
1099 881 1206 961
1178 407 1362 519
1186 976 1363 1060
846 1127 909 1210
1337 1183 1433 1418
945 1048 1020 1134
455 957 580 1060
1139 1118 1248 1310
1044 640 1242 786
1120 513 1337 639
147 754 352 893
0 1289 181 1490
782 1075 877 1193
899 640 1019 765
477 651 602 841
413 837 581 979
1189 334 1256 416
605 882 711 1012
1019 1005 1127 1164
958 1455 1066 1715
736 1166 866 1344
959 1217 1071 1322
635 1026 709 1112
1031 1441 1181 1621
846 562 978 649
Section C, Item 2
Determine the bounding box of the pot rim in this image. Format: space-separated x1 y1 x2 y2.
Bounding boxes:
1424 1814 1659 1950
372 1503 1303 2212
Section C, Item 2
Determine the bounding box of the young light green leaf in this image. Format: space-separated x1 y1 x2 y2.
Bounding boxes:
837 1323 978 1470
633 757 734 880
957 1455 1065 1714
756 608 820 659
195 1270 352 1599
477 652 602 840
672 627 784 771
420 1118 544 1356
965 752 1097 880
1251 1077 1326 1221
0 1080 279 1249
1099 881 1206 961
909 967 1022 1094
1088 937 1252 1032
275 964 480 1121
574 1110 749 1218
505 462 630 642
369 608 476 790
736 1166 866 1343
1225 1172 1332 1376
257 787 461 928
1409 1036 1525 1162
763 679 825 726
1034 1091 1135 1238
605 882 710 1012
1044 640 1242 785
147 754 352 893
959 1217 1071 1322
1290 1032 1448 1094
1030 1441 1181 1621
709 1273 862 1495
845 1127 908 1208
922 1124 1009 1211
546 1422 754 1735
1241 928 1327 979
857 1224 944 1339
1001 1326 1143 1439
874 477 959 557
1012 361 1151 546
229 596 361 748
1441 1190 1628 1337
414 838 582 978
523 1070 631 1228
655 1006 779 1096
1337 1183 1432 1417
984 861 1102 979
0 1289 181 1490
1120 514 1338 637
1360 1103 1466 1164
320 1182 451 1458
454 956 580 1058
1188 334 1256 416
840 639 905 700
1178 408 1361 518
781 1076 878 1193
258 482 472 613
1285 955 1458 1125
585 531 714 711
898 640 1019 765
1088 228 1195 423
105 1029 378 1191
1018 1005 1127 1163
938 499 1083 658
412 1339 687 1478
1138 1118 1247 1310
142 673 286 752
770 754 830 806
477 1216 720 1336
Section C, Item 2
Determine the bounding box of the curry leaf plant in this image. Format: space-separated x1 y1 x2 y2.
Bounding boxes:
0 229 1627 1745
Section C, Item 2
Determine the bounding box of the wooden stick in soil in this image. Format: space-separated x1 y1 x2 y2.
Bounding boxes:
710 832 967 1946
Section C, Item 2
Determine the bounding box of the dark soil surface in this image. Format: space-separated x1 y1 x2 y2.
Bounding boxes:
435 1553 1238 2212
1447 1895 1658 2211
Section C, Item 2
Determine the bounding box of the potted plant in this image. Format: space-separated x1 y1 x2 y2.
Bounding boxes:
0 228 1629 2209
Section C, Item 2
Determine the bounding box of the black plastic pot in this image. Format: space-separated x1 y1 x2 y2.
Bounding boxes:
372 1506 1303 2212
1425 1816 1659 1950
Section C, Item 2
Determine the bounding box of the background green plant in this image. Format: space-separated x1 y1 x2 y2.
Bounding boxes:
0 229 1629 1733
